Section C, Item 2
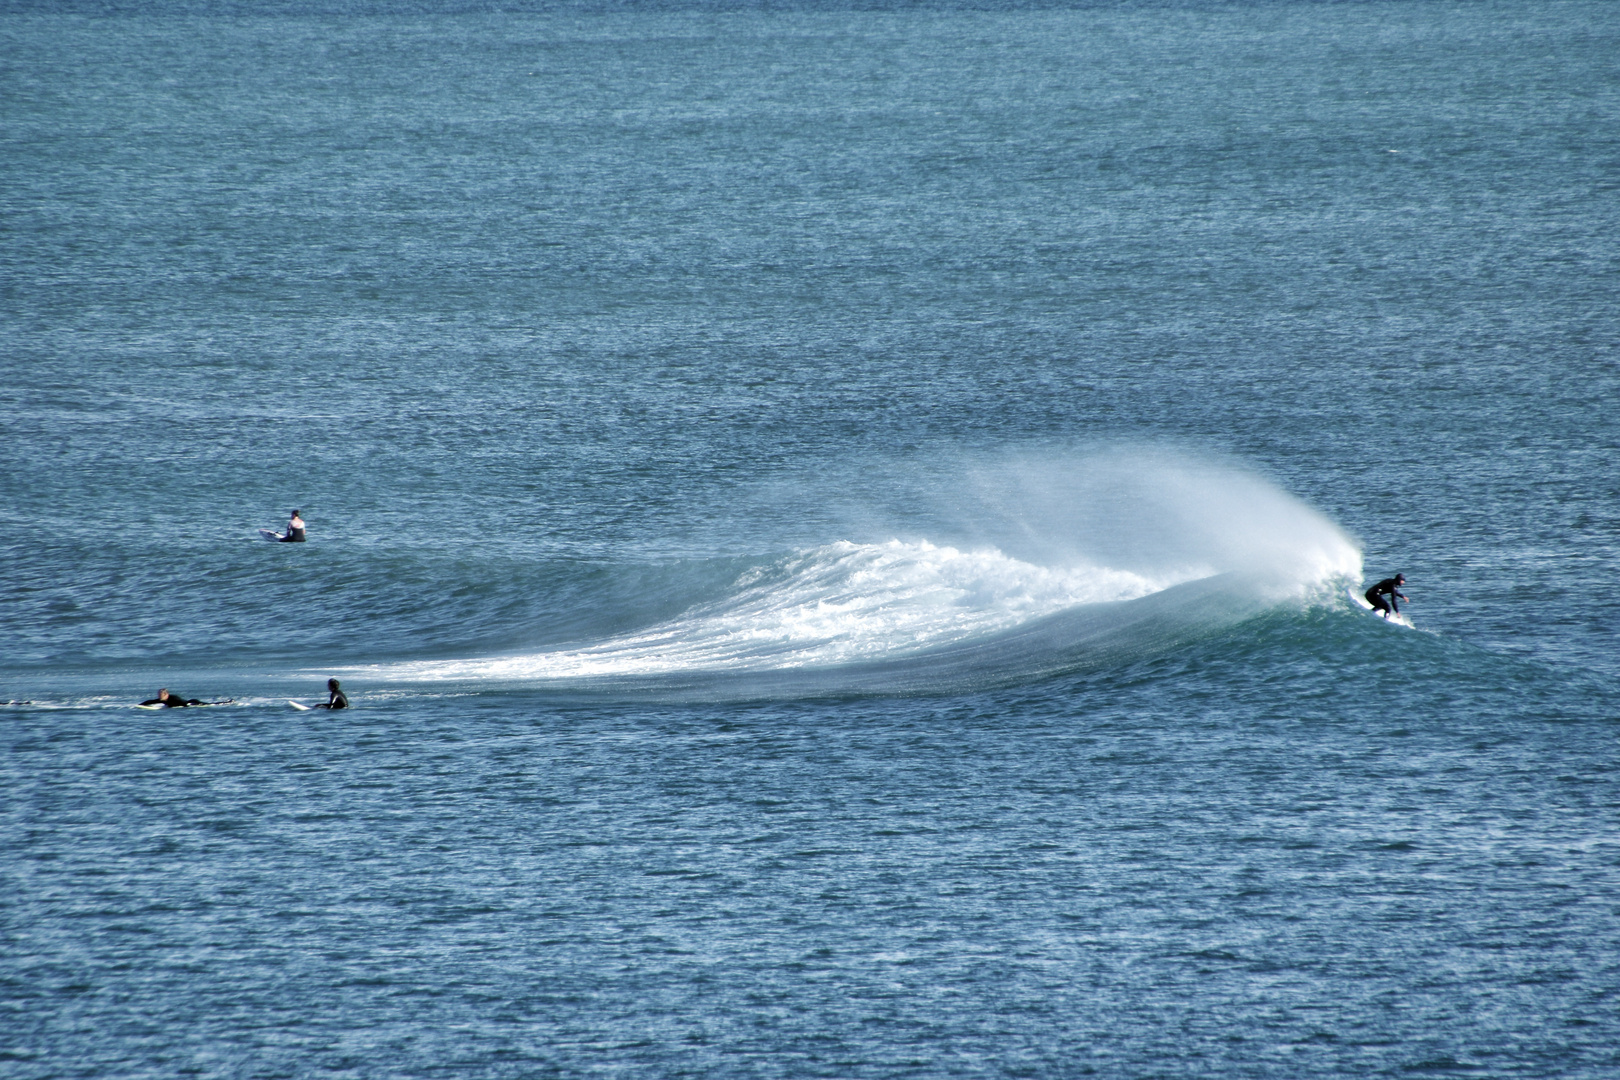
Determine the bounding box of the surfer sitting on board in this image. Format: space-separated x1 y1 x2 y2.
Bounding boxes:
312 678 348 710
140 688 205 708
1364 574 1409 618
282 510 306 543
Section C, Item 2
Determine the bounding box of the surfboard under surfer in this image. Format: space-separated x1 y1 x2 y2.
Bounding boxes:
1364 574 1409 618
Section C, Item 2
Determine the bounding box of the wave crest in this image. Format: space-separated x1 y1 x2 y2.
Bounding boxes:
365 539 1186 682
347 448 1364 695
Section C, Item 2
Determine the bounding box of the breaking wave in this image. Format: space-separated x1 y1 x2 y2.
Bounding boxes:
347 448 1364 698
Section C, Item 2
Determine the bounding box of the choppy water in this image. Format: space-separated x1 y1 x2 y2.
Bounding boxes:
3 2 1619 1077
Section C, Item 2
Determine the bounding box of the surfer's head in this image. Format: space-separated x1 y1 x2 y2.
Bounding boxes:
1395 573 1406 584
328 678 341 691
291 509 301 517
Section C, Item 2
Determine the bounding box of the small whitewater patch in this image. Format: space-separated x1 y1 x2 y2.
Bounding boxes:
350 539 1194 682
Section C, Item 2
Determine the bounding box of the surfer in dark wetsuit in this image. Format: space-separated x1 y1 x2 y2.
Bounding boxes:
312 678 348 710
282 510 306 543
1364 574 1409 617
140 688 204 707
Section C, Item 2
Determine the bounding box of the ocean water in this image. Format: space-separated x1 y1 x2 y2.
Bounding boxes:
3 1 1619 1076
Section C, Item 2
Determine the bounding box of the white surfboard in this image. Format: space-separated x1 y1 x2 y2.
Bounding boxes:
260 529 285 542
288 700 312 711
1348 584 1414 628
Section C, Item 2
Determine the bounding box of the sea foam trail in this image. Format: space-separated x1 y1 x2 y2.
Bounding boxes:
350 452 1364 690
357 540 1181 681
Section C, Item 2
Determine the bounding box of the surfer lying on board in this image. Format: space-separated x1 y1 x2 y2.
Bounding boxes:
311 678 348 710
282 510 306 543
1364 574 1409 618
140 688 206 708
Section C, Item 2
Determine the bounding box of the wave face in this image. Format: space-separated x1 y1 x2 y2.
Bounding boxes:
352 449 1363 697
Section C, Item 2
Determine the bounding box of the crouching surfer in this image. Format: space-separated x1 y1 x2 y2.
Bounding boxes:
312 678 348 710
140 688 206 707
1364 573 1409 618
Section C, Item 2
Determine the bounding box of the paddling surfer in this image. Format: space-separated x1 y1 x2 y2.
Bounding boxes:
140 688 205 708
1364 574 1409 618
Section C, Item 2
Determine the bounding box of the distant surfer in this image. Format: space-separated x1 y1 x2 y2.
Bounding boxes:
140 688 204 708
312 678 348 710
282 510 306 543
1364 574 1409 618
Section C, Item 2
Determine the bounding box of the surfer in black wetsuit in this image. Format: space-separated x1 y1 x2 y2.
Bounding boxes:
140 688 204 707
312 678 348 710
283 510 306 543
1364 574 1409 617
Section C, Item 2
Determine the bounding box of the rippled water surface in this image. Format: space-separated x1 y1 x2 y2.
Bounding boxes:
3 2 1618 1076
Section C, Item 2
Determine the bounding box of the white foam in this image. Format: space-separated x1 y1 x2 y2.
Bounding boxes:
359 540 1182 682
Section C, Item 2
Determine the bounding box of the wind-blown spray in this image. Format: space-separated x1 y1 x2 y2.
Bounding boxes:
351 447 1362 693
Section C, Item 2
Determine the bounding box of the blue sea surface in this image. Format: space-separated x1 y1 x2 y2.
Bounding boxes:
3 2 1619 1076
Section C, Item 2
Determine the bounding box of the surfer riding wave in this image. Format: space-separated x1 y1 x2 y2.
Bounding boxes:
1364 573 1408 617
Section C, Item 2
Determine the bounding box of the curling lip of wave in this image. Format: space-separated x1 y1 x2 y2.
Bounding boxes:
344 451 1368 690
355 539 1203 683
